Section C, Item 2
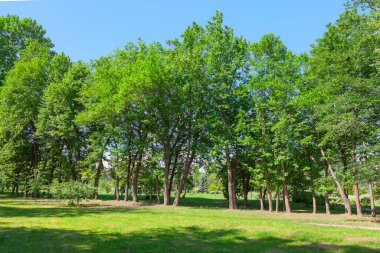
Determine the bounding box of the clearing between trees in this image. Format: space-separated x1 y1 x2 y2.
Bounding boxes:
0 193 379 253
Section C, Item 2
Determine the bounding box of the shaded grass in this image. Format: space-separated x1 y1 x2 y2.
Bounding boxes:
0 226 379 253
1 194 380 253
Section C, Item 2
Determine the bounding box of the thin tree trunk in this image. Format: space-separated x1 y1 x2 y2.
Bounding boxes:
115 177 120 201
132 152 143 203
324 167 331 215
93 159 103 200
168 150 179 200
11 183 16 196
173 151 195 206
126 160 136 202
149 175 153 204
283 177 291 213
351 141 362 216
163 144 172 206
156 175 160 204
263 188 266 203
321 147 352 215
368 181 376 217
325 191 331 215
58 167 62 183
275 187 279 213
353 182 362 215
124 154 132 202
338 142 349 200
225 144 237 210
312 190 317 214
266 173 273 212
24 178 28 198
259 188 265 211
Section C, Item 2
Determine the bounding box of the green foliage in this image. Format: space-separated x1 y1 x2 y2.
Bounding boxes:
50 181 93 206
292 191 324 206
0 4 379 215
0 15 53 86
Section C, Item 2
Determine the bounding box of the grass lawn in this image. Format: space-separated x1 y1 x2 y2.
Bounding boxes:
0 193 380 253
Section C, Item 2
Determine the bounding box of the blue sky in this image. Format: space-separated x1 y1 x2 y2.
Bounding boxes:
0 0 346 62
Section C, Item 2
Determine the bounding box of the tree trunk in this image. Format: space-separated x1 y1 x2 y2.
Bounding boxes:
275 188 279 213
168 150 179 200
353 182 362 216
115 177 120 201
225 144 237 210
259 188 265 211
173 151 195 206
324 167 330 215
283 177 291 213
351 141 362 216
325 191 331 215
11 183 16 196
58 167 62 183
15 183 19 197
320 147 352 215
312 190 317 214
23 176 29 198
124 154 132 202
368 181 376 217
266 173 273 212
156 175 160 204
338 142 349 200
126 160 136 202
149 174 153 204
132 152 143 203
163 144 172 206
93 159 103 200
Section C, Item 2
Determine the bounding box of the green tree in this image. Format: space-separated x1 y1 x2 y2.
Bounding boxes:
202 12 250 209
0 15 53 86
0 40 52 197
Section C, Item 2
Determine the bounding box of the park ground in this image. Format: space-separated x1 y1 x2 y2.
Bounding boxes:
0 193 380 253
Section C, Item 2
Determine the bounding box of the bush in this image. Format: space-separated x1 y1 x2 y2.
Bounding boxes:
50 181 93 206
360 196 371 206
99 181 112 194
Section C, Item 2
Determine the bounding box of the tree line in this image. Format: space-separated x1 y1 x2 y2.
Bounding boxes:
0 0 379 216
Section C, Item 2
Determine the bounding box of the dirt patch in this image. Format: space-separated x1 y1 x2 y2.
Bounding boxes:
307 222 380 231
346 236 380 242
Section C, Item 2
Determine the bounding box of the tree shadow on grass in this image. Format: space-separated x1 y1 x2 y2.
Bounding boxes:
0 226 378 253
0 204 151 218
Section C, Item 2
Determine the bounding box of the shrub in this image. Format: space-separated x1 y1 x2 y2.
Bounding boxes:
50 181 93 206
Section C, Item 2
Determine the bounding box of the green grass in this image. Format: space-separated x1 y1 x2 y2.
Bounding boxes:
0 193 380 253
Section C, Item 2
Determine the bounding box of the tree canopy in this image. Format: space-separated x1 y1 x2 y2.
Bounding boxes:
0 1 379 217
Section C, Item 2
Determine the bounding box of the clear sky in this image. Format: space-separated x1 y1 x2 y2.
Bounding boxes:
0 0 346 62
